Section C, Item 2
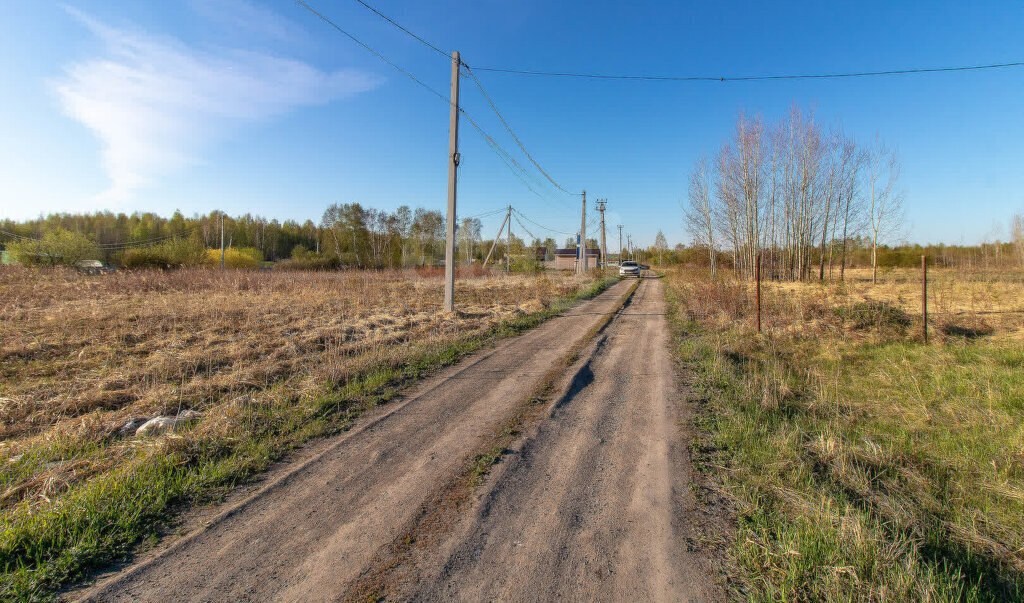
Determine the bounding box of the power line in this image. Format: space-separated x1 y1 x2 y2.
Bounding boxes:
296 1 572 210
471 61 1024 82
350 0 449 57
511 213 539 242
514 209 575 237
295 1 451 105
0 229 188 250
463 64 577 196
97 234 181 248
461 207 506 220
0 229 38 242
345 0 577 200
344 0 1024 84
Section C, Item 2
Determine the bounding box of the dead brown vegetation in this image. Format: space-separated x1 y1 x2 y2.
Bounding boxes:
0 265 591 508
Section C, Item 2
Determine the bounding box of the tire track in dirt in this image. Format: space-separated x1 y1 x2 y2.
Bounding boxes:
76 280 636 602
403 277 723 601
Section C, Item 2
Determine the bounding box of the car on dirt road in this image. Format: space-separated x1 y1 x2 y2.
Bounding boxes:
619 260 641 277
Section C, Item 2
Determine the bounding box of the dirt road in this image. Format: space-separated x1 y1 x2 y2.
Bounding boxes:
79 277 721 601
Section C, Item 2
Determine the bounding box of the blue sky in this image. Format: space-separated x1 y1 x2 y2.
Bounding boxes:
1 1 1022 246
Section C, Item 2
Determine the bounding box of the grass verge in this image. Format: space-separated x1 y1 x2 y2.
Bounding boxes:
665 269 1023 601
0 276 620 600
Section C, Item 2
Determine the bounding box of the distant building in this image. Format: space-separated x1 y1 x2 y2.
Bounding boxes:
74 259 111 275
553 248 601 270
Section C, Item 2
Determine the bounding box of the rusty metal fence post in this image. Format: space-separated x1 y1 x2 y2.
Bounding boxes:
922 254 928 343
756 252 762 333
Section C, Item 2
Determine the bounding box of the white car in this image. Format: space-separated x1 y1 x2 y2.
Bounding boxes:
619 261 641 277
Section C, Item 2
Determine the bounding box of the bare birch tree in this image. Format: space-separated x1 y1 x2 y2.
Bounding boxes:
685 154 717 276
865 138 903 283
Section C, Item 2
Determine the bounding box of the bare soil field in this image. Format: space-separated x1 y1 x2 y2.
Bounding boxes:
0 265 614 597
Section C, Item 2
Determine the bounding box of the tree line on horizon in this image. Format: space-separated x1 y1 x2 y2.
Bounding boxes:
0 205 573 270
2 194 1020 273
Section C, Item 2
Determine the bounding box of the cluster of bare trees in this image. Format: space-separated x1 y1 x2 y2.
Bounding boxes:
1012 213 1024 267
685 106 903 282
320 203 494 269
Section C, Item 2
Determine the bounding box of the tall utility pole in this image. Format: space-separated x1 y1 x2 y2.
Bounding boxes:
595 199 607 269
220 212 225 270
617 225 623 264
443 51 461 313
578 189 587 274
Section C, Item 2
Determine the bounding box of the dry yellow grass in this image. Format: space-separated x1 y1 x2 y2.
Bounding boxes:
761 267 1024 341
665 267 1024 599
0 266 594 509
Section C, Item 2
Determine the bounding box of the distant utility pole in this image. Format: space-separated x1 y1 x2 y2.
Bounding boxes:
443 50 461 313
596 199 607 269
578 189 587 274
220 212 225 270
482 205 510 266
506 204 512 273
627 234 633 261
617 225 623 264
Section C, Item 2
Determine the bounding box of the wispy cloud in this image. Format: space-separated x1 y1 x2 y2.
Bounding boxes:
189 0 304 42
52 7 380 202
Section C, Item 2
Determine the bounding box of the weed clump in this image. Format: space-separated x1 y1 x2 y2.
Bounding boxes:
837 300 911 332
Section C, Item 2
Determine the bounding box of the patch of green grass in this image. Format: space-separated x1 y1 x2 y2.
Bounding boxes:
467 445 506 487
665 271 1024 601
0 276 620 600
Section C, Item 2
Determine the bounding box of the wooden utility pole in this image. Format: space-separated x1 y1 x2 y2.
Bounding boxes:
578 190 587 274
220 212 225 270
482 206 510 267
617 225 623 264
922 254 928 343
443 50 461 313
596 199 607 269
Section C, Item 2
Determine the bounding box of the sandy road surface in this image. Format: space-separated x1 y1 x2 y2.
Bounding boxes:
80 276 720 601
406 276 720 601
79 280 636 601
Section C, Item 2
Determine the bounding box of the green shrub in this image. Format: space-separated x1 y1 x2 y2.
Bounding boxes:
510 255 543 274
203 247 262 269
7 230 99 266
275 245 341 270
119 235 206 269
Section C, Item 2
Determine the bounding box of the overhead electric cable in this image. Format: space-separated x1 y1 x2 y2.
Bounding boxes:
463 64 578 196
345 0 578 199
512 214 539 242
0 229 38 241
296 1 451 105
514 209 575 237
297 1 572 210
346 0 1023 83
350 0 449 57
461 207 507 220
471 61 1024 82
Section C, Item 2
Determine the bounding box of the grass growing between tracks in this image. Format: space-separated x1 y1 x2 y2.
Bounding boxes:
0 267 618 599
665 267 1024 601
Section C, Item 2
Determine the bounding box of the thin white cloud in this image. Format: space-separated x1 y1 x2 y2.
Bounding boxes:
52 7 380 202
189 0 304 42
